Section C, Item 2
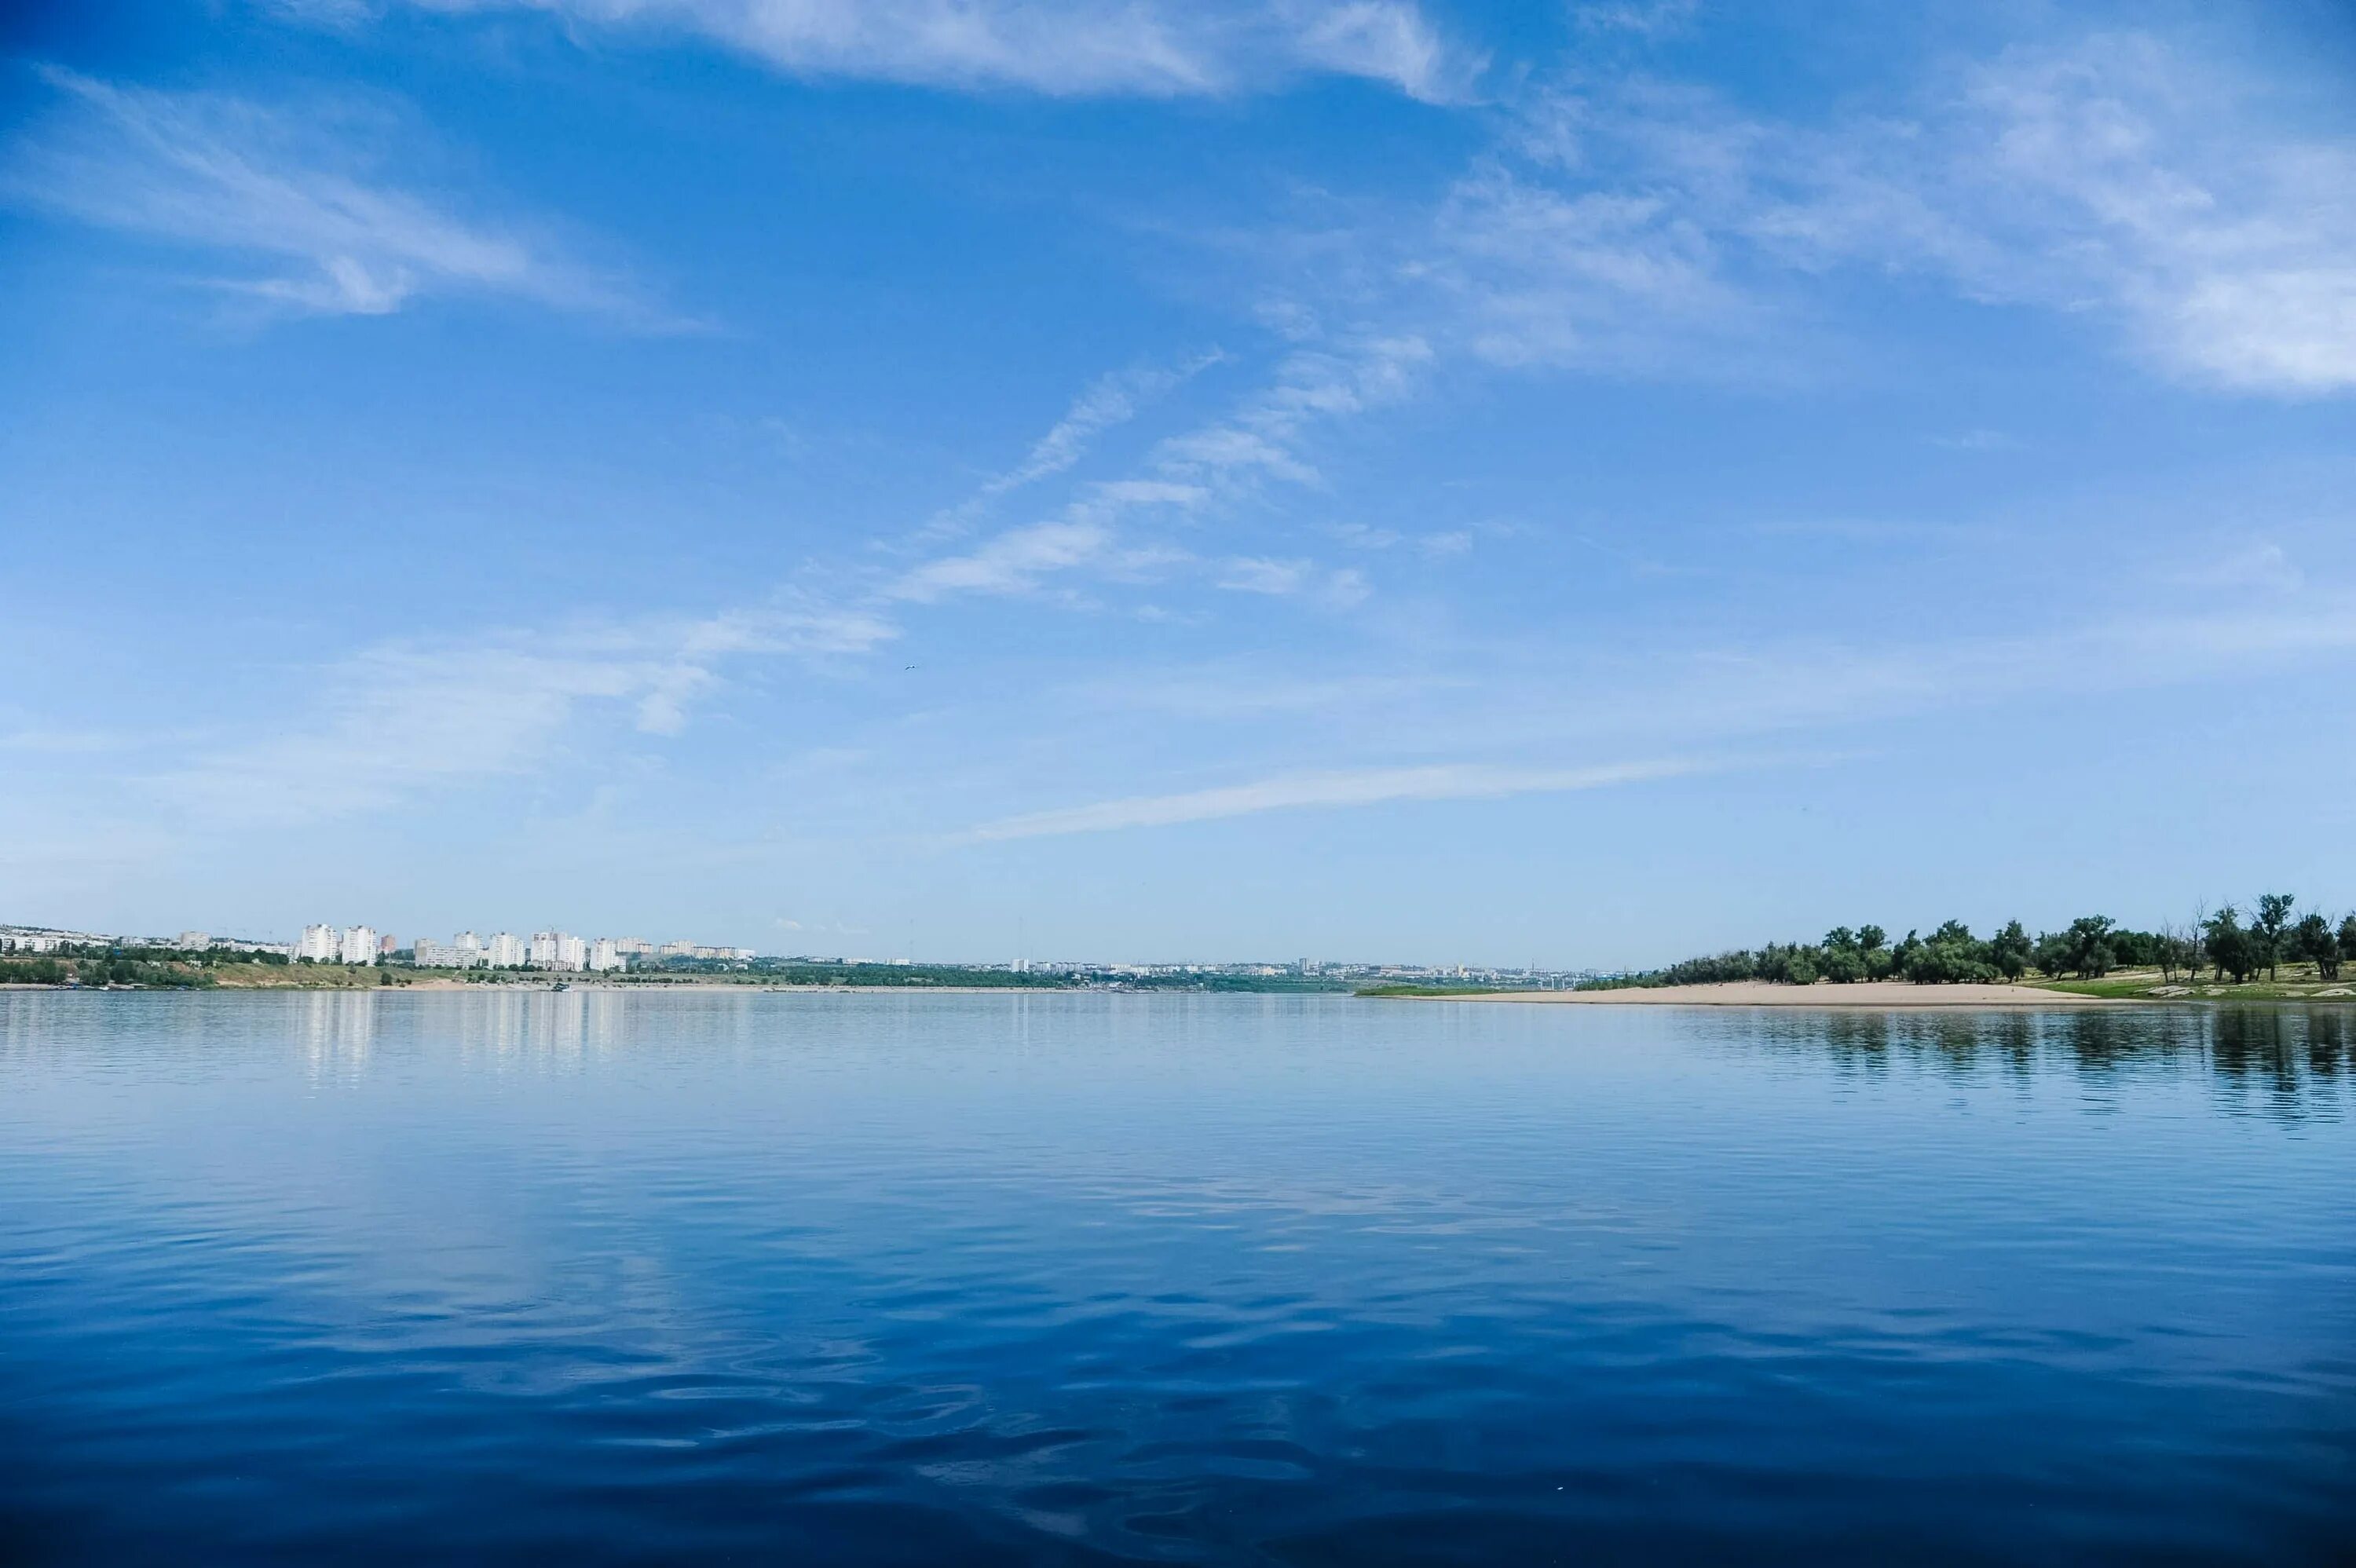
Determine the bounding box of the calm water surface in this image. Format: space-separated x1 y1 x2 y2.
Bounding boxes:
1 991 2350 1563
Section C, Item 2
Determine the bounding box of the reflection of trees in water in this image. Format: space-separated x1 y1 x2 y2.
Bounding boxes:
2208 1007 2347 1117
1737 1006 2351 1121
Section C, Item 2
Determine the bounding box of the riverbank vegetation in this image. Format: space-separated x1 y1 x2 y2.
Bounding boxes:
2 948 1353 994
0 942 408 990
1581 897 2356 995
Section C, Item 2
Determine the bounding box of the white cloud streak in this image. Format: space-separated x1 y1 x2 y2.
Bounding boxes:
349 0 1483 102
922 350 1225 542
1451 34 2356 393
1573 1 1696 38
962 755 1716 841
1944 36 2356 393
888 518 1113 602
1344 594 2356 767
981 354 1217 498
1432 160 1762 373
2 68 663 323
156 605 892 824
886 334 1426 605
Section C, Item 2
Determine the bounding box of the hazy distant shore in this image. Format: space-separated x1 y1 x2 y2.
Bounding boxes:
1424 981 2117 1008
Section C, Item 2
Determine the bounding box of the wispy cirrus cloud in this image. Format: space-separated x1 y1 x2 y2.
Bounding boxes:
1445 34 2356 393
1938 35 2356 393
922 350 1225 539
1573 0 1697 38
961 755 1718 841
155 604 891 824
1154 334 1432 485
312 0 1483 102
979 351 1224 500
2 67 668 324
1429 160 1767 375
885 333 1428 605
941 578 2356 849
888 517 1117 602
1215 557 1369 608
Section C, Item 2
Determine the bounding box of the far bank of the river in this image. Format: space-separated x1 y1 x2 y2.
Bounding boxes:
1378 971 2356 1007
1396 981 2113 1008
28 974 1336 997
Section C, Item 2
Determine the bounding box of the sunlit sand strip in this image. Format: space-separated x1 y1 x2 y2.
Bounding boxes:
1434 981 2116 1007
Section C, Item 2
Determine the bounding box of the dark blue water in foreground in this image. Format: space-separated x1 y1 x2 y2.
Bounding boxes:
1 992 2351 1564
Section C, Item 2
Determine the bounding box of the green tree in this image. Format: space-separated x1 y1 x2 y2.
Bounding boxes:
2152 920 2195 982
1864 944 1897 981
2290 912 2340 981
1989 919 2032 981
2203 906 2258 983
1890 929 1922 978
2032 931 2072 979
1896 920 1991 984
2063 916 2117 978
2253 893 2296 981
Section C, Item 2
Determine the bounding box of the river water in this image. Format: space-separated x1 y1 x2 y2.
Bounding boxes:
0 990 2348 1563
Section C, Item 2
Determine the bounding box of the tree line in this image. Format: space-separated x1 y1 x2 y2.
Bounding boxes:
1582 895 2355 990
0 940 294 989
0 954 214 989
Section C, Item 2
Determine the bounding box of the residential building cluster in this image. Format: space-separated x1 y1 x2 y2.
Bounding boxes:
296 924 388 964
2 924 294 957
7 919 1597 989
337 929 753 973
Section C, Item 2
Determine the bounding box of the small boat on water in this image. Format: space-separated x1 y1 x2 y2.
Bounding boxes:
550 981 571 992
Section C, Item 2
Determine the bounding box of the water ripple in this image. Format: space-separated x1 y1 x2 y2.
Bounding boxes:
2 991 2351 1563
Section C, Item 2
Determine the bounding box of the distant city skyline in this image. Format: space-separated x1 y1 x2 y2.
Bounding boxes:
3 0 2354 968
0 919 1593 983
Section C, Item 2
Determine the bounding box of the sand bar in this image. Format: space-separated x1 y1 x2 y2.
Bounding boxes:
1431 981 2113 1008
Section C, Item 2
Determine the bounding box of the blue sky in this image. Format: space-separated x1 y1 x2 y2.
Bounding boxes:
3 0 2354 964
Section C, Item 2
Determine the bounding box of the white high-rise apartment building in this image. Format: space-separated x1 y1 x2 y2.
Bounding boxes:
455 932 482 956
414 938 481 969
485 932 525 967
587 938 624 972
530 930 562 969
557 934 587 971
298 924 339 962
338 926 379 965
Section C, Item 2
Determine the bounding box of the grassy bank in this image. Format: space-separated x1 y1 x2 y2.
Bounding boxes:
214 963 412 989
2025 970 2354 1003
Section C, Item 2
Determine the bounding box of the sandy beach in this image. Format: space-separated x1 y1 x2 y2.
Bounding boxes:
1432 981 2113 1008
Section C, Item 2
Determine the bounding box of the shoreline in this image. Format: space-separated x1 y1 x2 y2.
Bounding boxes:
13 979 2347 1005
1414 981 2120 1008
